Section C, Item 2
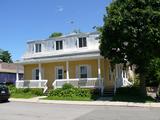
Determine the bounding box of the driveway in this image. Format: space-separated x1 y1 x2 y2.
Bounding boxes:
0 101 160 120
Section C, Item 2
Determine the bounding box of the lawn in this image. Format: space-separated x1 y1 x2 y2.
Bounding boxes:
11 93 37 99
44 96 92 101
112 87 155 103
8 85 44 99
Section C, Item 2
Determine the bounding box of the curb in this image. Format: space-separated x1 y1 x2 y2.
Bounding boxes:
9 98 160 108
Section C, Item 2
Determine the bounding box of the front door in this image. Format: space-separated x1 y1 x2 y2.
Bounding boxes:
55 66 63 79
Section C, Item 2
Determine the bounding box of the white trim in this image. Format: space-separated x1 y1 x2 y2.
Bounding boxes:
16 64 19 81
98 58 101 79
38 63 42 80
78 37 87 48
32 67 44 80
35 43 42 53
21 50 101 64
55 40 63 50
66 61 69 79
78 64 91 78
52 78 103 89
16 80 48 93
32 68 38 80
55 66 64 80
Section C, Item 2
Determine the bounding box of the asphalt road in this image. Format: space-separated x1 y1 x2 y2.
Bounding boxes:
0 101 160 120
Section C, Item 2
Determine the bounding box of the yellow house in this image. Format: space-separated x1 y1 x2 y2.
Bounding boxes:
16 32 132 94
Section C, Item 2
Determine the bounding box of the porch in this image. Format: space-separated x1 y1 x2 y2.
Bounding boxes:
53 78 103 90
15 57 105 94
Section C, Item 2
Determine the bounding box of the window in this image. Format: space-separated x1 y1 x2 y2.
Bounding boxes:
56 67 63 79
35 43 41 53
35 69 39 80
56 41 63 50
79 37 87 48
32 68 44 80
79 66 88 78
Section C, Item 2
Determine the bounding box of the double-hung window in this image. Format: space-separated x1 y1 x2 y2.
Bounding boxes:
35 69 39 80
56 40 63 50
55 67 63 79
79 66 88 78
78 37 87 48
35 43 42 53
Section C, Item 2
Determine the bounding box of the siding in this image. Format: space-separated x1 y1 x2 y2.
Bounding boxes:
23 59 114 89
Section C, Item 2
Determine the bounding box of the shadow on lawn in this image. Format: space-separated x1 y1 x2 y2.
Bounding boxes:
111 87 155 103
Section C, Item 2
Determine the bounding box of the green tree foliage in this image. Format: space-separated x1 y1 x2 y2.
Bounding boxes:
100 0 160 96
49 32 63 38
0 50 13 63
148 58 160 96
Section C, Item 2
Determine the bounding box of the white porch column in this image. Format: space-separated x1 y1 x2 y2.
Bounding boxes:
16 63 19 81
98 58 101 79
16 60 19 81
38 63 42 88
15 60 20 88
38 63 42 80
66 61 69 83
98 58 103 95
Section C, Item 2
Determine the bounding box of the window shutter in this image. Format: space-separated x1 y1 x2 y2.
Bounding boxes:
87 65 92 78
32 69 36 80
32 68 44 80
41 68 44 79
76 65 79 78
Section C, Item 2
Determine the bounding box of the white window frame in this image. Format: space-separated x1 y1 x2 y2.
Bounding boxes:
35 43 42 53
32 68 44 80
56 40 63 50
55 66 64 79
77 65 91 78
78 37 87 48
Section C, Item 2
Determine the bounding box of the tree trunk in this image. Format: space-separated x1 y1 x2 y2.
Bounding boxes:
139 74 147 97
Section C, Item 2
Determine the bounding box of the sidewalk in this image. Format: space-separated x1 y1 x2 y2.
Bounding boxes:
9 96 160 108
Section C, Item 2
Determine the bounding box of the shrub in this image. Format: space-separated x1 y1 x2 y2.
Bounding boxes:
62 83 74 90
116 87 141 96
8 85 44 96
48 87 100 100
30 88 43 96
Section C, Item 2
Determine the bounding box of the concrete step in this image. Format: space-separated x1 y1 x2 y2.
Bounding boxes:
103 89 114 97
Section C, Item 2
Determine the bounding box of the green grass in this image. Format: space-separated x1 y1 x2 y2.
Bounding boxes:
11 93 37 99
44 96 93 101
112 87 155 103
112 95 155 103
8 85 44 99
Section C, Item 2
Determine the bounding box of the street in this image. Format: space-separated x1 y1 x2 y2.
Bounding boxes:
0 101 160 120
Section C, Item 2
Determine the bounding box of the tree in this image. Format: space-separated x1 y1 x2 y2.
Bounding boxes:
49 32 63 38
148 58 160 96
0 50 13 63
100 0 160 96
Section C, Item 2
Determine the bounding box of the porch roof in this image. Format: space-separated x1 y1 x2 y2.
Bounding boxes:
18 51 102 65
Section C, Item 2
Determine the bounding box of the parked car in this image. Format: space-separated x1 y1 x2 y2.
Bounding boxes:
0 83 10 102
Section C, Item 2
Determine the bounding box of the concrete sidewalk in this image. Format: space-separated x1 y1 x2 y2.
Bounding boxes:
9 96 160 108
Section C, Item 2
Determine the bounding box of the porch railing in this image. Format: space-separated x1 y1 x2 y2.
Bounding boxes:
16 80 48 93
52 78 103 91
123 78 133 87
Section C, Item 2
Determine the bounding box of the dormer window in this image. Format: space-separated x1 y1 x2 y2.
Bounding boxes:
35 43 41 53
56 40 63 50
79 37 87 48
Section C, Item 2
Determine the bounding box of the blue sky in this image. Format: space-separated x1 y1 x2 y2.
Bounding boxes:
0 0 112 61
